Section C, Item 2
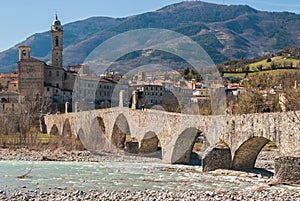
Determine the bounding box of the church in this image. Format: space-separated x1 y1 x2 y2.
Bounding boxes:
18 15 75 111
16 15 120 113
0 15 126 114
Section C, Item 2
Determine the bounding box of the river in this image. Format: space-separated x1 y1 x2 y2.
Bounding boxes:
0 160 298 194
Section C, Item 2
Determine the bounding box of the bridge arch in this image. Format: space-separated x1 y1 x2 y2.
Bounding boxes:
232 136 272 169
111 114 130 149
171 127 199 164
90 116 106 139
49 124 59 135
139 131 160 154
62 118 72 138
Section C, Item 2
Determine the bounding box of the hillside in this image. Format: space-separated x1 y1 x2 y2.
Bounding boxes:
221 47 300 80
0 1 300 72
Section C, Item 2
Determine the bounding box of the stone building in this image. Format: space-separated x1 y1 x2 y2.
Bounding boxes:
74 73 118 109
16 15 119 112
0 71 18 91
14 15 77 112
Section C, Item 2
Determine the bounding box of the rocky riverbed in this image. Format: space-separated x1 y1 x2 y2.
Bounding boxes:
0 189 299 201
0 148 162 163
0 148 299 201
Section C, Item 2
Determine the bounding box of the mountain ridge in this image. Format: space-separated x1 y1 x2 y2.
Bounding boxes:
0 1 299 72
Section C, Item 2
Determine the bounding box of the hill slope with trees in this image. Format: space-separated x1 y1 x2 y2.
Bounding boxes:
0 1 299 72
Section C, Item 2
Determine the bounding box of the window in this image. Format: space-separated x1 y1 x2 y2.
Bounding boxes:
55 36 59 47
56 83 59 88
56 71 59 77
47 88 50 92
48 71 52 77
22 50 27 59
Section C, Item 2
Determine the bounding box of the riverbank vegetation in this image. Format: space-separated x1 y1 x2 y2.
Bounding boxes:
0 127 84 151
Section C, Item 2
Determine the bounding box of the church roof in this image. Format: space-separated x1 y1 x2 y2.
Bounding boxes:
52 14 61 26
51 14 63 32
17 57 47 65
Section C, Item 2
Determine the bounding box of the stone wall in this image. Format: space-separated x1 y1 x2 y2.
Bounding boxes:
274 156 300 184
202 147 232 172
139 136 159 154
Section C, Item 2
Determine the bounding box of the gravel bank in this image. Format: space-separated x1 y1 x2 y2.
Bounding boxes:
0 148 162 163
0 148 278 165
0 189 299 201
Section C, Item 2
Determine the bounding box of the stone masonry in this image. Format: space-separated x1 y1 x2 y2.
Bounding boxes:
44 107 300 183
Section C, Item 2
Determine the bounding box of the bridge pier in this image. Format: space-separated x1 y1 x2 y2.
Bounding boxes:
202 146 232 172
274 156 300 184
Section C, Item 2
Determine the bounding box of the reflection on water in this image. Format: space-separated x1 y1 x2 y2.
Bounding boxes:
0 160 298 193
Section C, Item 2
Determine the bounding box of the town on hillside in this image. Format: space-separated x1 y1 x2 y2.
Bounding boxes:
0 16 221 116
0 1 299 200
1 16 300 122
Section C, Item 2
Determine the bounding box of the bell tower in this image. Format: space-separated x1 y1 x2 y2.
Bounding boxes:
51 14 63 68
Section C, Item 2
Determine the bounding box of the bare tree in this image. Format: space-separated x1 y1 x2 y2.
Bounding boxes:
16 94 51 148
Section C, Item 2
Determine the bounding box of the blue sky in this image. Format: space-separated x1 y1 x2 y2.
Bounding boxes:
0 0 299 52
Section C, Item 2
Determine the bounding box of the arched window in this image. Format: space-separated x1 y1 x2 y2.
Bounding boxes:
55 36 59 47
22 50 27 59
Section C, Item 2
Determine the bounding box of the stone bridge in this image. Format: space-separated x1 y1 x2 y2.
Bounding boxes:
44 106 300 176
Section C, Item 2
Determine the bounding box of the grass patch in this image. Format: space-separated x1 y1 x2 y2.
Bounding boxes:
262 141 277 151
224 73 247 78
125 134 132 142
249 56 300 71
0 133 84 151
247 69 300 77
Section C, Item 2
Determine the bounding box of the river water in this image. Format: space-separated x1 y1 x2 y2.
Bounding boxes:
0 160 298 193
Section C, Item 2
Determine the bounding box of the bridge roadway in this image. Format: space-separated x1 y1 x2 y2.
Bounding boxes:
44 106 300 170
